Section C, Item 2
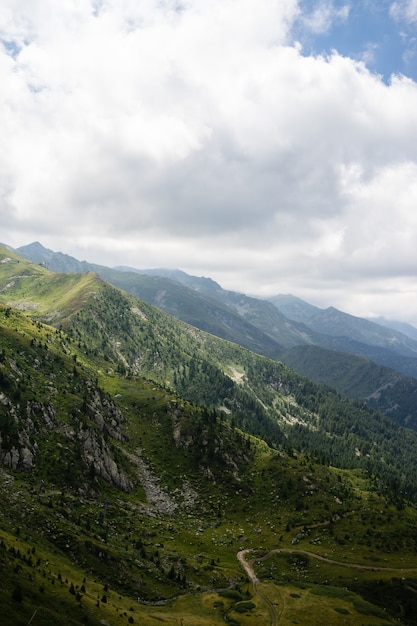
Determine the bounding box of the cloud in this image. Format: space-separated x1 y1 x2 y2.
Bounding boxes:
1 0 417 323
298 0 350 35
390 0 417 24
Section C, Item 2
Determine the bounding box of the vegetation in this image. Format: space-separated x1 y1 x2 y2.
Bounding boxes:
281 344 417 429
17 241 417 428
1 245 417 624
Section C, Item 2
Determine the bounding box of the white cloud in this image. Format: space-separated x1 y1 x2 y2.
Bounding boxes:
1 0 417 323
298 1 350 35
390 0 417 24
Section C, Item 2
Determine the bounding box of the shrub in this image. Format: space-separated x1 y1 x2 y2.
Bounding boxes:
234 601 256 613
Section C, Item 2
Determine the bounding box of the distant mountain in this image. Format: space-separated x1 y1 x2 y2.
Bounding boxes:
117 266 417 376
17 242 320 355
111 267 417 380
17 240 92 273
270 293 417 355
370 317 417 342
116 266 224 297
16 245 318 352
268 293 322 323
5 244 417 624
281 344 417 430
268 293 417 378
114 265 329 349
15 241 417 424
303 306 417 355
270 292 417 352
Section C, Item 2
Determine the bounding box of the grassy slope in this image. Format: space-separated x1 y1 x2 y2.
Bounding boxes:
2 248 417 623
4 245 417 498
3 246 417 497
15 242 417 427
1 308 416 625
96 267 285 358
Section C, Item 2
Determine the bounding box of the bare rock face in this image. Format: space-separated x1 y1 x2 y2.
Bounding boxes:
0 387 133 491
20 447 34 470
0 410 36 471
2 447 20 470
80 428 133 492
1 445 34 471
86 388 129 442
127 448 178 514
0 345 134 490
27 401 56 428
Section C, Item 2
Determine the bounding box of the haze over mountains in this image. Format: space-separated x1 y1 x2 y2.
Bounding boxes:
15 241 417 430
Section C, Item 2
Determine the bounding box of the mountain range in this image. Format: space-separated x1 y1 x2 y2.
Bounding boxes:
16 241 417 430
2 243 417 624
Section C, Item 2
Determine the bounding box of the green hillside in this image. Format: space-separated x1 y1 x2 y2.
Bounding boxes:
2 246 417 624
281 344 417 429
16 242 417 427
3 247 417 496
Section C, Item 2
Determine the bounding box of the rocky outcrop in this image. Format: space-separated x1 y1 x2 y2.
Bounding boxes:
86 387 128 443
0 394 36 471
126 448 178 514
80 427 133 492
0 377 133 491
1 444 34 471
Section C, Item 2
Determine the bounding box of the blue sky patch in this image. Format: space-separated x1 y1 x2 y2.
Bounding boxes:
292 1 417 82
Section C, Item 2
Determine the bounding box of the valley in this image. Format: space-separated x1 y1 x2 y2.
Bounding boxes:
1 244 417 625
17 241 417 430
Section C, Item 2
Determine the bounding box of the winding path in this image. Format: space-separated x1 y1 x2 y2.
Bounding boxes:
237 549 259 584
237 547 417 625
237 550 279 626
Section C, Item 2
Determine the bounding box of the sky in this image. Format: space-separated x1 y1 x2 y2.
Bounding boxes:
1 1 417 324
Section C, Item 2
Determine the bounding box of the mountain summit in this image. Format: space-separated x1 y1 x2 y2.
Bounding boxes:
16 242 417 428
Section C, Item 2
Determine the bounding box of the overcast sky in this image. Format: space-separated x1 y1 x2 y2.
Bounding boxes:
1 1 417 324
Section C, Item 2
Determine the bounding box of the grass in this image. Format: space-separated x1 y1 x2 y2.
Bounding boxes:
2 252 417 624
0 431 414 625
274 584 394 625
0 253 101 322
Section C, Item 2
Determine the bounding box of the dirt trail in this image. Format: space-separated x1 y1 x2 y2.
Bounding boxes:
237 550 279 626
245 547 417 573
237 549 259 583
237 547 417 625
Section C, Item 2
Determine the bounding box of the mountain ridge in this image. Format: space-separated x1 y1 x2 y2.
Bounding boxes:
15 241 417 429
2 244 417 624
2 243 417 492
17 241 417 358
